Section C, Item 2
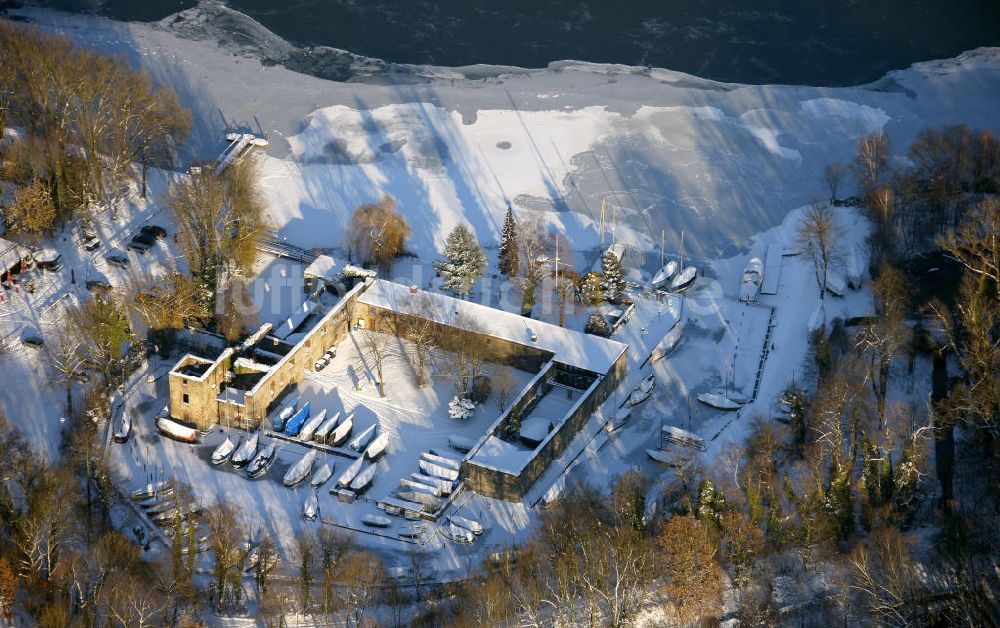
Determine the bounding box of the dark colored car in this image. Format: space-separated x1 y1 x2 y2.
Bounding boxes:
105 253 130 269
82 236 101 251
85 278 113 293
140 224 168 240
127 233 156 253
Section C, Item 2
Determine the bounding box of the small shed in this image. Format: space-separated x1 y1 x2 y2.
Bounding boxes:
303 255 337 295
0 237 24 276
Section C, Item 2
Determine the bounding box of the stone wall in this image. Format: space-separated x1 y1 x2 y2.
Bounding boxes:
168 351 231 430
461 348 627 501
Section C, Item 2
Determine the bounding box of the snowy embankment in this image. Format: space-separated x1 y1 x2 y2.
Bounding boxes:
10 6 1000 265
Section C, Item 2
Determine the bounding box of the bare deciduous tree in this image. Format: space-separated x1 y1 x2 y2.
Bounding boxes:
823 162 845 203
795 200 843 297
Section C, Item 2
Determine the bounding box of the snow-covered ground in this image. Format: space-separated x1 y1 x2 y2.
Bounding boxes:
0 1 997 582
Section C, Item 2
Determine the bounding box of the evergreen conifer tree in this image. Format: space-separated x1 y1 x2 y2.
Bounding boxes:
436 224 487 297
601 248 626 303
498 205 519 277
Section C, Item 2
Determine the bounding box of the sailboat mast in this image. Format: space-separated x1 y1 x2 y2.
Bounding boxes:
660 230 665 268
600 198 606 251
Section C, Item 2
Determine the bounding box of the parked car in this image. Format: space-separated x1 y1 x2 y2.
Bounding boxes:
140 224 167 240
324 348 337 360
313 356 330 371
105 253 129 269
126 233 156 253
21 328 43 348
82 235 101 251
33 249 64 272
85 278 113 293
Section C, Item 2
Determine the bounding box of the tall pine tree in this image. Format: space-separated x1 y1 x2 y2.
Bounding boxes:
498 205 519 277
436 224 487 297
601 247 626 303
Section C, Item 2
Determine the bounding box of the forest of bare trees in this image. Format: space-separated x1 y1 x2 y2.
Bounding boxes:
0 21 190 230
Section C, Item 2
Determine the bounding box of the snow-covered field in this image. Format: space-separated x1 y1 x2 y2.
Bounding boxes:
0 1 997 580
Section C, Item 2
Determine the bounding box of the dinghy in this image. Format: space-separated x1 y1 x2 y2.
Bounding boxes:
652 320 683 362
347 424 377 452
364 432 389 460
846 245 864 289
283 449 318 487
113 410 132 443
441 523 474 544
697 392 741 411
231 432 260 468
284 401 311 437
349 462 377 492
313 411 341 443
362 514 393 528
449 515 484 535
297 408 327 442
211 435 240 466
272 397 298 432
329 413 354 446
448 435 475 453
419 459 459 482
310 462 334 488
303 490 319 521
247 442 277 478
155 416 200 444
337 455 365 488
628 375 655 406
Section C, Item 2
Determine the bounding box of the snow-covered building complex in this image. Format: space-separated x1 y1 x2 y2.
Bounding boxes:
167 278 627 501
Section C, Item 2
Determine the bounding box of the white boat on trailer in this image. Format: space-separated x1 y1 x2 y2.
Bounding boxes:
311 462 334 488
283 449 318 487
348 424 377 452
362 514 393 528
651 260 678 290
441 522 475 544
629 375 655 406
448 435 475 453
336 455 365 488
364 432 389 459
211 435 240 466
247 442 277 478
155 416 200 444
411 473 455 495
398 490 443 511
400 477 443 497
349 462 377 492
421 451 460 471
113 410 132 443
646 448 694 467
131 481 172 501
739 257 764 303
329 413 354 446
449 514 484 535
419 459 459 482
697 392 742 411
231 432 260 468
313 411 341 443
670 266 697 292
303 490 319 521
297 408 328 442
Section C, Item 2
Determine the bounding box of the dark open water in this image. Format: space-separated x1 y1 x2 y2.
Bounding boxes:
39 0 1000 86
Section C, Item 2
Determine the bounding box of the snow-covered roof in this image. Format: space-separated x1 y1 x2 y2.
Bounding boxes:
357 279 627 373
272 299 319 340
0 237 23 274
303 254 337 281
